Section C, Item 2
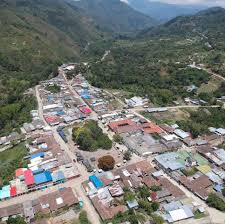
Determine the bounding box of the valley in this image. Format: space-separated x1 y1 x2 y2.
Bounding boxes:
1 1 225 224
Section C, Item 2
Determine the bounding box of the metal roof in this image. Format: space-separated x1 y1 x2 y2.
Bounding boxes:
34 171 52 185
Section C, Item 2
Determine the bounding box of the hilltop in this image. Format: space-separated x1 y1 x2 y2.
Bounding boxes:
0 0 105 135
124 0 205 22
69 0 157 34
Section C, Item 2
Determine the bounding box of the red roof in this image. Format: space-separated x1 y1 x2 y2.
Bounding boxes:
79 107 92 114
10 186 17 197
151 192 157 201
44 115 60 124
141 122 163 134
15 168 25 177
108 119 138 134
24 170 35 186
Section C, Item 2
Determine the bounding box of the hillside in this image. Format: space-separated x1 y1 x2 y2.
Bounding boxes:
124 0 205 22
0 0 105 135
141 7 225 42
85 7 225 106
69 0 156 34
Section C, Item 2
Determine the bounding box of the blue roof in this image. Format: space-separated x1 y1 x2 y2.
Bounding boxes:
34 171 52 185
0 185 10 200
214 184 224 192
89 175 103 189
57 111 65 116
52 171 65 182
32 169 44 175
31 152 45 159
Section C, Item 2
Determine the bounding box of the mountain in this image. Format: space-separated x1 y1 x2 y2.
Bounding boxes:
123 0 206 22
85 7 225 107
140 7 225 41
69 0 157 34
0 0 106 135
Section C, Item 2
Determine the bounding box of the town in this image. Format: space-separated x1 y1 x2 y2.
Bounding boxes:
1 63 225 224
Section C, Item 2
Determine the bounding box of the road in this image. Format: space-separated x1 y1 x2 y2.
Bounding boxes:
162 172 225 224
59 68 98 121
35 85 101 224
192 65 225 82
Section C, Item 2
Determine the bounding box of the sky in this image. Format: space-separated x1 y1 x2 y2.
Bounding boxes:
147 0 225 7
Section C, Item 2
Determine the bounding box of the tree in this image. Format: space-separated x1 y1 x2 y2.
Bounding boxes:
98 155 115 171
123 151 132 161
79 211 91 224
151 201 160 212
206 193 225 211
222 188 225 197
138 186 150 199
7 217 26 224
151 214 164 224
113 134 123 143
150 185 162 192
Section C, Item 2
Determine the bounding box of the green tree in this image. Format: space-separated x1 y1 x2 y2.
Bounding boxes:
79 211 91 224
151 214 164 224
151 201 160 211
113 134 123 143
138 186 150 199
7 217 26 224
206 193 225 211
123 151 132 161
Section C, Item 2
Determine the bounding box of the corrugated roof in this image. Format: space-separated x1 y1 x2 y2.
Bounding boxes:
34 171 52 185
24 169 35 186
89 175 103 189
10 186 17 197
31 152 45 159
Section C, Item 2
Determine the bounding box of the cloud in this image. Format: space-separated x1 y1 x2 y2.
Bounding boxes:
148 0 225 7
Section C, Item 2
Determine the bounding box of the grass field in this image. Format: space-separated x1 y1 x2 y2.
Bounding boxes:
0 143 28 186
198 76 221 93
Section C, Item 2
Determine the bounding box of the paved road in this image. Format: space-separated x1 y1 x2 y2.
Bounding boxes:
59 69 98 121
35 85 101 224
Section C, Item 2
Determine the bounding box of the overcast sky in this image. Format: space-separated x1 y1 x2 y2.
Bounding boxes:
148 0 225 7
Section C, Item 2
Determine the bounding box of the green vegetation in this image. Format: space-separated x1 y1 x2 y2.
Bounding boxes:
78 211 91 224
0 0 106 135
0 96 37 136
123 151 132 161
206 193 225 211
178 107 225 138
150 185 162 192
113 134 123 144
70 0 156 34
123 187 136 202
109 209 146 224
181 167 198 176
222 188 225 197
72 120 112 151
46 84 61 93
98 155 115 171
194 210 206 219
151 214 164 224
0 143 28 186
7 217 26 224
138 186 150 199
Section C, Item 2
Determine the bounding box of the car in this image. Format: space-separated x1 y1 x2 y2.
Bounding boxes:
73 159 76 163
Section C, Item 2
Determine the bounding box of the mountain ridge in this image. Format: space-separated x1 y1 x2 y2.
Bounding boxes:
121 0 206 22
69 0 157 34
